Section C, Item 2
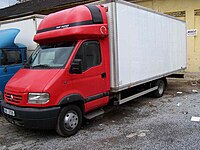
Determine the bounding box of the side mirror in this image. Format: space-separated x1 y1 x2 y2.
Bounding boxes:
70 59 82 74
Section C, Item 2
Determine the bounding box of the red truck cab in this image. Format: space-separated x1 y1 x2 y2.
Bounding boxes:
1 5 110 137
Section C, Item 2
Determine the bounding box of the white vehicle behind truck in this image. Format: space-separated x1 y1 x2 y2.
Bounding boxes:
0 14 44 57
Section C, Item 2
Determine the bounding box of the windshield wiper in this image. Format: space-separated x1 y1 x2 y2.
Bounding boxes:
32 64 51 68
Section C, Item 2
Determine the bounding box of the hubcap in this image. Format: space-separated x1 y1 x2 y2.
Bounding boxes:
64 111 79 131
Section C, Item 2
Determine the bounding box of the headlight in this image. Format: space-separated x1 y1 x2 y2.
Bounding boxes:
28 93 49 104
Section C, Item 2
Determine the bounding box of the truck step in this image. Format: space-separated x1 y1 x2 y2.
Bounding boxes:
84 109 104 119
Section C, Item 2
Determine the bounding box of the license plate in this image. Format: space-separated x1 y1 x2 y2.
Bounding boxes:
3 108 15 117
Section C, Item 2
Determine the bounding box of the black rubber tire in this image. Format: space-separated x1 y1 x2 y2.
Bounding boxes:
151 79 166 98
56 105 82 137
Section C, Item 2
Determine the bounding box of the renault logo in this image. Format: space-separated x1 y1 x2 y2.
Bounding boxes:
10 95 14 100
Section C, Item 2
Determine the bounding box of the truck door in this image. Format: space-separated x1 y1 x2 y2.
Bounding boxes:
0 49 23 98
71 40 108 112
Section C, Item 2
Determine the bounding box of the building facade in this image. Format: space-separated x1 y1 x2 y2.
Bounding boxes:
133 0 200 72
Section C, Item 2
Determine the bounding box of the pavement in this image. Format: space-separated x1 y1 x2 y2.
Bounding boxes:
0 78 200 150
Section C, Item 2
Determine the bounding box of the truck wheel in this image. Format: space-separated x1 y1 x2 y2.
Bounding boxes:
56 105 82 137
151 79 166 98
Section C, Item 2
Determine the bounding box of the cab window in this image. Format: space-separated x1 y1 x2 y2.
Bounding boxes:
0 49 22 66
74 41 101 72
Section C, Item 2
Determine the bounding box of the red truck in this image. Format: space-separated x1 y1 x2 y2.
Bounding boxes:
1 0 186 137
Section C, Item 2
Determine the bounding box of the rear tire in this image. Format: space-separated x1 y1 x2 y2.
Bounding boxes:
151 79 166 98
56 105 82 137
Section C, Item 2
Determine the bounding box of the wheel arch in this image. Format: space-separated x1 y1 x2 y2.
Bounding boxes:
151 77 167 86
58 94 85 114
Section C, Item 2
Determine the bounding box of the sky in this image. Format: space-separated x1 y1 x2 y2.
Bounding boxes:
0 0 17 9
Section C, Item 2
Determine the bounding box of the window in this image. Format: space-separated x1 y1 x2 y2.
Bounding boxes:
29 41 77 68
0 49 22 66
74 41 101 71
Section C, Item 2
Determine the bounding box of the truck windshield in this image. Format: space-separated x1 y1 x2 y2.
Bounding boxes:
28 41 76 68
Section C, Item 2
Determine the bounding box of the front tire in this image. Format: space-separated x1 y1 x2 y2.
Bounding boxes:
56 105 82 137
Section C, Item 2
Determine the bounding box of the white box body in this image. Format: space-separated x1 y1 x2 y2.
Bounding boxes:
104 0 187 92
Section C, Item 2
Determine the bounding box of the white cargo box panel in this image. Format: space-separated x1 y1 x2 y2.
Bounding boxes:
0 15 45 57
105 0 187 92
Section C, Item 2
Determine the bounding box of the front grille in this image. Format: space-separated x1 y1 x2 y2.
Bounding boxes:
5 92 23 104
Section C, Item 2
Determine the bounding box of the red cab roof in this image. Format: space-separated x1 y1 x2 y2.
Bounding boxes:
34 5 108 44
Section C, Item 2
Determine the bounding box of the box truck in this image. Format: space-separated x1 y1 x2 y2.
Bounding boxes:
1 0 187 137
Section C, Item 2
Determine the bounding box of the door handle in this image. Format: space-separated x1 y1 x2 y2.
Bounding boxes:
3 67 7 72
101 72 106 78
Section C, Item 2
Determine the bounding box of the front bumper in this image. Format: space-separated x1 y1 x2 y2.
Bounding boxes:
1 100 60 129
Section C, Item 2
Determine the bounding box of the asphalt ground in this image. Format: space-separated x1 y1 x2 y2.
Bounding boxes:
0 78 200 150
